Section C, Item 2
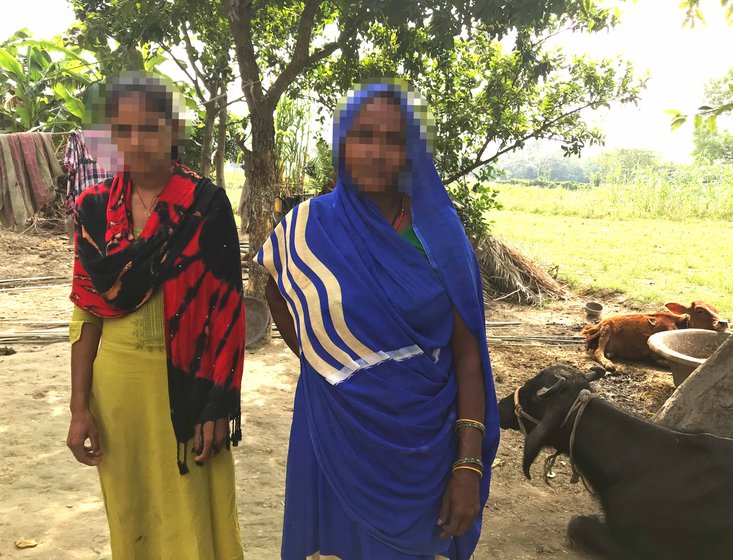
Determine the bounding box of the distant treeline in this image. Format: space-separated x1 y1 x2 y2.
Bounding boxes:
496 147 664 184
494 162 733 221
493 178 590 190
496 147 733 189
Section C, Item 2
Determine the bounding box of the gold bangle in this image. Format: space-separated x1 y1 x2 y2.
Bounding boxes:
456 418 485 426
453 457 483 470
454 419 486 437
452 465 483 479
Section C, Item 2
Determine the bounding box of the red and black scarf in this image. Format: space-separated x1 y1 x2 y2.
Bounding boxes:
71 164 245 474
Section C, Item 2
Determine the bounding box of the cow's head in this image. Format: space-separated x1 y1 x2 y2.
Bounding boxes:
497 365 607 479
665 301 729 331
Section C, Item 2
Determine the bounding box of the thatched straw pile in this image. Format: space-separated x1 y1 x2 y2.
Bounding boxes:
25 195 68 234
475 235 568 305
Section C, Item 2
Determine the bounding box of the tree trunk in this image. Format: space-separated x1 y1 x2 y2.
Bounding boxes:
237 177 250 233
653 336 733 438
215 92 227 188
243 108 278 298
238 150 253 235
200 90 218 177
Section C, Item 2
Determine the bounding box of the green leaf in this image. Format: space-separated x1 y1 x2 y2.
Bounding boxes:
693 114 703 129
11 28 31 40
61 67 94 85
714 102 733 116
664 109 681 116
144 53 167 70
0 48 24 79
64 96 85 119
15 104 32 130
22 39 88 63
28 48 51 73
53 82 71 100
706 114 717 132
671 116 687 130
126 46 145 71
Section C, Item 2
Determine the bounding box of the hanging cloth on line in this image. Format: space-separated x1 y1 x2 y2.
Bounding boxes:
0 132 65 228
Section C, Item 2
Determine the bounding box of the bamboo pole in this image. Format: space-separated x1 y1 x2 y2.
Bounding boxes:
0 283 69 293
0 321 69 326
0 275 66 285
0 333 68 344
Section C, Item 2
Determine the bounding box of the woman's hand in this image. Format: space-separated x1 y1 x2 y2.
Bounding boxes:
67 409 103 466
437 469 481 539
193 418 229 463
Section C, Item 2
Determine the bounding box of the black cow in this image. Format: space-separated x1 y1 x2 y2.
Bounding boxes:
497 365 733 560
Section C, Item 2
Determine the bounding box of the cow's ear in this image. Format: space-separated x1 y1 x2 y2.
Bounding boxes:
665 302 689 315
522 404 565 480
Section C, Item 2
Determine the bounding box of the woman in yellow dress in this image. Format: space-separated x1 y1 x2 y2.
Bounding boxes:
66 73 245 559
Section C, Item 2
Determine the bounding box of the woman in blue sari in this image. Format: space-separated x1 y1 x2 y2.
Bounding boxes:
257 78 500 560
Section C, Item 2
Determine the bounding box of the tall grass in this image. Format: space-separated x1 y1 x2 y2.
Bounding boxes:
495 163 733 221
491 162 733 316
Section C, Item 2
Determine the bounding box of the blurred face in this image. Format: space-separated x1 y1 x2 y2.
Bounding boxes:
343 96 407 194
109 92 175 172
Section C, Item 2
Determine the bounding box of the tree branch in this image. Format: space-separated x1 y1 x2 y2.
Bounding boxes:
474 46 536 165
265 5 368 109
200 91 249 109
265 0 324 108
181 23 208 86
472 133 494 167
160 44 205 102
225 0 266 109
306 39 344 68
444 101 597 185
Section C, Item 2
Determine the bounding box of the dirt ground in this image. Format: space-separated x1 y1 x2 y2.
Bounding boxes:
0 229 677 560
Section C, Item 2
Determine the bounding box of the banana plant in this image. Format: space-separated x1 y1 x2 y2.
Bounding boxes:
0 31 99 132
0 30 174 133
274 95 312 193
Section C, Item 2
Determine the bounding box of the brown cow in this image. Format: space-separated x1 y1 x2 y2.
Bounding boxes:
581 301 729 371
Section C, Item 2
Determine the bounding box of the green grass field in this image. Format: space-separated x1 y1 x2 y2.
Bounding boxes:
492 204 733 319
223 168 732 319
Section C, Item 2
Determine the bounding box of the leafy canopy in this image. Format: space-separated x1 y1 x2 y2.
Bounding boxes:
0 30 99 132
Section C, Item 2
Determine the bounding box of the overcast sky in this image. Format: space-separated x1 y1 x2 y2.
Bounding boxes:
1 0 731 162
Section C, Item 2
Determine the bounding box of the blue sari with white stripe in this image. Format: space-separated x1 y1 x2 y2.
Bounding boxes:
257 80 499 560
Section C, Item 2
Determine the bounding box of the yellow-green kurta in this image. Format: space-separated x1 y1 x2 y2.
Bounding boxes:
70 286 243 560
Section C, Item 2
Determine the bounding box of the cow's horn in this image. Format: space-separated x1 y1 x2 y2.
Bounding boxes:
536 376 566 399
584 366 607 382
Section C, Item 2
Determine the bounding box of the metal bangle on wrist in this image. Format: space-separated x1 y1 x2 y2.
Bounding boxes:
452 457 484 478
454 418 486 437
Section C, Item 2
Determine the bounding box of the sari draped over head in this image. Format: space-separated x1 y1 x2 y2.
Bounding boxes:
257 79 499 558
70 164 245 474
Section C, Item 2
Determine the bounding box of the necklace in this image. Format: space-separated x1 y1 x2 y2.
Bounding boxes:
390 195 406 231
135 188 161 217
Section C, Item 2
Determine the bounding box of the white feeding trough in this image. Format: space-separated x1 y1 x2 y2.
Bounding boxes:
648 329 731 386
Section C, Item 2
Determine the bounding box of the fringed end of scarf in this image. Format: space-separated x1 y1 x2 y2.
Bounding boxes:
230 414 242 448
177 441 190 475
